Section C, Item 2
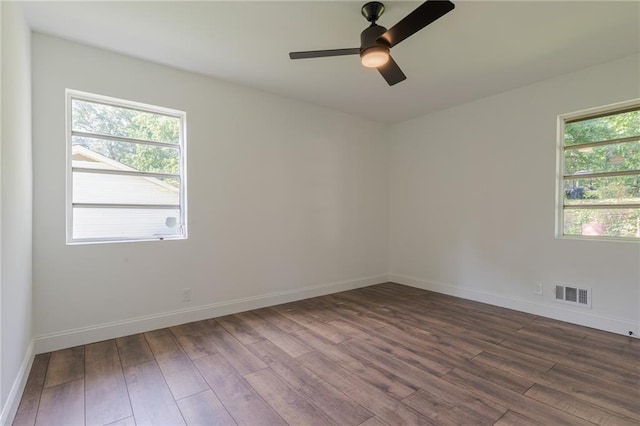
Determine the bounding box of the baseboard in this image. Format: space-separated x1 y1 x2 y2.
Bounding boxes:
34 275 388 353
390 274 639 337
0 340 35 425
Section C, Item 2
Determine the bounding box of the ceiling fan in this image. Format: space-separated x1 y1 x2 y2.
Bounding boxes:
289 0 455 86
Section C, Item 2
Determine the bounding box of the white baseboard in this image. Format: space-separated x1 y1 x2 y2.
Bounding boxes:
390 274 639 338
0 340 35 425
34 275 388 353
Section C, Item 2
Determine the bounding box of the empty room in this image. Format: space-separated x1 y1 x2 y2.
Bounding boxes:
1 0 639 425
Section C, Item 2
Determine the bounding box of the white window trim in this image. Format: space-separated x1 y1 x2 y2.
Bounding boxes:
66 89 188 244
556 98 640 243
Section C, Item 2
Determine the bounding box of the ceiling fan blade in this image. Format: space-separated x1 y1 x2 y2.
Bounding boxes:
377 56 406 86
289 48 360 60
379 0 454 48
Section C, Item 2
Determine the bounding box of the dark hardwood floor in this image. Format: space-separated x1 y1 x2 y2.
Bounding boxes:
13 283 640 425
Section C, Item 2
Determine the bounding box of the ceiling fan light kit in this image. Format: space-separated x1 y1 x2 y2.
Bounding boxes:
361 46 390 68
289 0 455 86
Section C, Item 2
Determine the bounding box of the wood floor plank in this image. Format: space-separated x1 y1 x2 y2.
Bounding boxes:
499 332 573 362
295 299 354 323
104 416 136 426
333 292 405 325
342 337 451 380
116 334 154 368
380 320 483 357
389 366 508 424
402 313 505 345
573 335 640 366
561 347 640 389
353 333 452 377
458 359 534 395
493 410 538 426
292 329 416 399
299 320 349 344
319 295 390 330
578 327 640 347
368 325 534 394
472 349 555 380
234 311 312 357
357 417 389 426
194 353 285 426
13 353 50 426
326 293 398 325
247 339 374 425
326 319 369 338
199 319 267 375
294 299 344 323
144 329 209 400
402 389 494 425
525 383 640 426
176 390 236 426
85 340 132 425
517 321 587 345
430 302 532 331
216 315 264 345
538 363 640 419
35 379 84 426
245 368 337 425
252 307 305 334
43 346 84 388
423 310 513 343
170 321 219 360
269 303 322 326
442 368 595 426
123 360 185 425
298 351 434 426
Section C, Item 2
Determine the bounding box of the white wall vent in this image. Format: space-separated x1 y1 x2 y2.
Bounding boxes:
554 285 592 308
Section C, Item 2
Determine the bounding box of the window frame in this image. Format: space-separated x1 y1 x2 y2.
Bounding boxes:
65 89 188 244
556 98 640 243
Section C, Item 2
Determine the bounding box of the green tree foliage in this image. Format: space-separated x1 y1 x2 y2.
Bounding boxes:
72 100 180 175
563 109 640 238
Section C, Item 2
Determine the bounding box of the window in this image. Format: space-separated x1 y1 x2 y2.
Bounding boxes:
66 90 187 243
558 100 640 241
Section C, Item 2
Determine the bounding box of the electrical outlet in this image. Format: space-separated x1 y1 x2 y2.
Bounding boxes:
182 288 191 302
535 282 543 296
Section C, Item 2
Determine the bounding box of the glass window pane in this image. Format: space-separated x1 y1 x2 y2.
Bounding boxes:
563 175 640 206
72 99 179 144
73 208 182 240
564 140 640 175
563 208 640 238
72 137 179 174
565 109 640 146
73 172 179 205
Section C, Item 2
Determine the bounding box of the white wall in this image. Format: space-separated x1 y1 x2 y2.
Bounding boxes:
1 2 34 422
389 54 640 335
32 34 389 351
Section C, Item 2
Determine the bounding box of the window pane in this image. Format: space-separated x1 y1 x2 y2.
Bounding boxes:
72 99 179 144
73 208 182 240
73 172 179 205
564 175 640 205
565 109 640 146
564 140 640 175
72 137 179 174
563 208 640 238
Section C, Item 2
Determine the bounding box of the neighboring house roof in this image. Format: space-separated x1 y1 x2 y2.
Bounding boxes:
72 144 179 206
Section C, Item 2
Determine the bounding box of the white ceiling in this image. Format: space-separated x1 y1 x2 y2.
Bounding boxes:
21 1 640 123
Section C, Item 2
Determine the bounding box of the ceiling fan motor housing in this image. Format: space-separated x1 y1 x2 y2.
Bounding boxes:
360 24 388 50
360 24 390 60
